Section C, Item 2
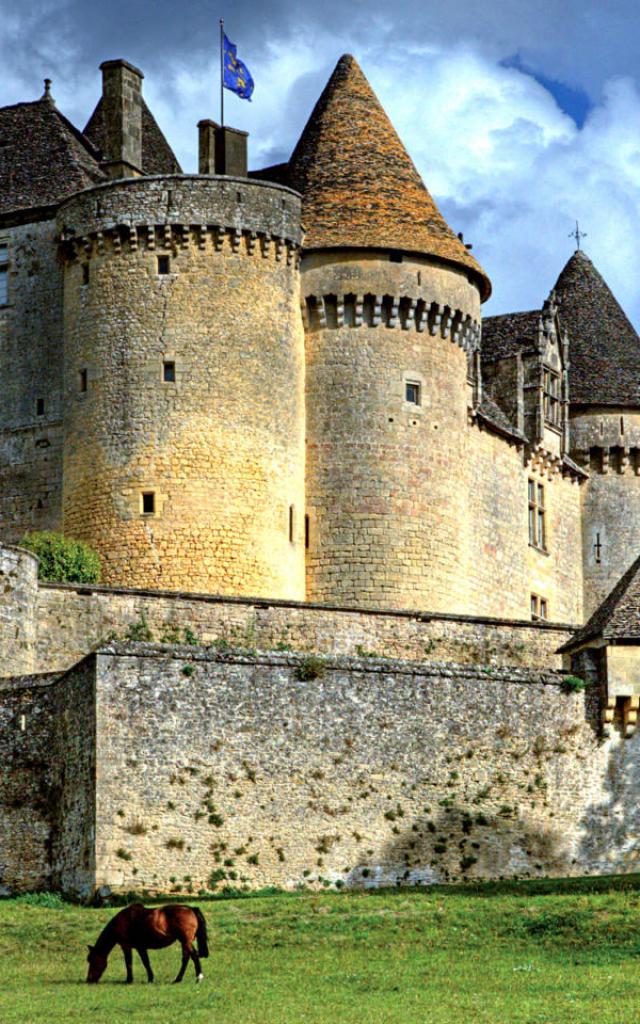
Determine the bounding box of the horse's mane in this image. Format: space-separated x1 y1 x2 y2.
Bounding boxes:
94 905 142 954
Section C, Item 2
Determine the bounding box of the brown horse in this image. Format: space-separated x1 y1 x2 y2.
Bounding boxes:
86 903 209 984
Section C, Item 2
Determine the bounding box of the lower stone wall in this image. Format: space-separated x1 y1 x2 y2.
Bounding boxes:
0 675 58 892
4 644 640 895
36 583 574 674
0 666 95 896
87 644 616 893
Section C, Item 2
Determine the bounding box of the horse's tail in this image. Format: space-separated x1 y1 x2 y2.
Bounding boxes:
192 906 209 958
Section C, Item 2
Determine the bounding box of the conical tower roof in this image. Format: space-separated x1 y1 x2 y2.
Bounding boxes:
560 551 640 650
289 54 491 300
554 250 640 406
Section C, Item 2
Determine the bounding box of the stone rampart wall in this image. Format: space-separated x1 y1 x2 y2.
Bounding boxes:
85 645 619 893
5 644 640 896
35 582 574 674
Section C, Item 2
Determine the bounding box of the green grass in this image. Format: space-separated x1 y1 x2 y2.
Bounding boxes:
2 876 640 1022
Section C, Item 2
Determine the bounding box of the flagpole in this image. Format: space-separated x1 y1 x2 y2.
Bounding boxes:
220 18 224 127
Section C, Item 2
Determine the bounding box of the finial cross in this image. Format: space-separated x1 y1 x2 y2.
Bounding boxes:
569 221 587 250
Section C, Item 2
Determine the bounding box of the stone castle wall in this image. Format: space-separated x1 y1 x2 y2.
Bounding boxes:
0 219 64 542
0 545 38 675
303 250 481 612
32 580 574 675
57 175 305 599
571 407 640 618
466 424 583 623
3 643 637 897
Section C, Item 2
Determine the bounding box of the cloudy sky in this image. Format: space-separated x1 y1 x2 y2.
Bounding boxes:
3 0 640 322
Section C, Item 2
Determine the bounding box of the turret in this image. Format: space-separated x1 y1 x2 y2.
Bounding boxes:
555 250 640 617
291 55 490 610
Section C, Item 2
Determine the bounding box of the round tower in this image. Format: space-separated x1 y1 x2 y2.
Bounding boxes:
557 250 640 619
293 55 490 610
57 175 305 598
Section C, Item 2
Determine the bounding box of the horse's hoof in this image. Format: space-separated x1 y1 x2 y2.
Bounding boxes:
197 974 204 984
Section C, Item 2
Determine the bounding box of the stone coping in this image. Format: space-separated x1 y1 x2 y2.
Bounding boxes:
95 641 568 686
39 580 578 634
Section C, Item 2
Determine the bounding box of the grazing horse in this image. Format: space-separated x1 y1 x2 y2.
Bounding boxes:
86 903 209 984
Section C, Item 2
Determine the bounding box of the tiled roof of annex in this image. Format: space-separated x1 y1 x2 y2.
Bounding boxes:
282 54 491 300
560 552 640 650
0 93 105 220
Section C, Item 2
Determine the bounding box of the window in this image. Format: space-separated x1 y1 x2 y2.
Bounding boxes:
0 242 8 305
79 368 88 393
289 505 295 543
305 514 310 550
405 381 421 405
82 263 90 286
528 479 546 550
163 360 176 383
157 255 170 275
141 492 155 515
543 368 561 427
531 594 548 621
36 398 45 416
594 531 603 564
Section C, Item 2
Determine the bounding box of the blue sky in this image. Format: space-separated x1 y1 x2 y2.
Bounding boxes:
2 0 640 324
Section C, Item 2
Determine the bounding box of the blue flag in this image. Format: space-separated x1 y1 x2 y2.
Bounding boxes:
223 34 254 101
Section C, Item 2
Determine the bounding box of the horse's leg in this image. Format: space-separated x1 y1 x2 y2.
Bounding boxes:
172 941 191 983
136 947 154 983
123 945 133 984
190 946 204 983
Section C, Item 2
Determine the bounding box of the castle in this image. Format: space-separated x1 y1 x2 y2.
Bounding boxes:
3 55 640 898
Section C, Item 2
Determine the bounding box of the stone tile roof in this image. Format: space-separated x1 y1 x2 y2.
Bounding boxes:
249 162 290 186
481 310 540 361
286 54 491 300
554 250 640 407
560 552 640 649
476 396 526 442
483 253 640 407
84 97 182 175
0 95 105 221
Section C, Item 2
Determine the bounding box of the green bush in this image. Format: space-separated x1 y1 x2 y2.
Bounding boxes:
20 531 101 584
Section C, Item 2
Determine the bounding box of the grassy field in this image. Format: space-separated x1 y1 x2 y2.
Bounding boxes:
2 877 640 1023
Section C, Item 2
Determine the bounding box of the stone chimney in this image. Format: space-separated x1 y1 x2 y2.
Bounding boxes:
198 120 248 177
99 59 144 179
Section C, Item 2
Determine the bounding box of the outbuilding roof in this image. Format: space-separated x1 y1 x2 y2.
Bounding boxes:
559 552 640 650
286 54 491 300
0 94 104 222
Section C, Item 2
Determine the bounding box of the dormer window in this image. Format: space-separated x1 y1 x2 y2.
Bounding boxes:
543 368 561 427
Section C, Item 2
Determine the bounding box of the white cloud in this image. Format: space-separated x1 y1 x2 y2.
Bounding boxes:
3 9 640 329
